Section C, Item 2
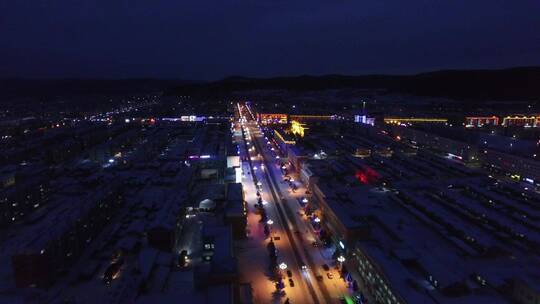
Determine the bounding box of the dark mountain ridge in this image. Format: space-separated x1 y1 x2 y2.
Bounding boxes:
168 67 540 101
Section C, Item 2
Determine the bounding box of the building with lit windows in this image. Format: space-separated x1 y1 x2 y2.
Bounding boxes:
388 125 479 164
309 176 539 304
482 148 540 183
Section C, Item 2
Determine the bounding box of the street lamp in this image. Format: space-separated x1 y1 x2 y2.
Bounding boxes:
279 262 288 270
267 219 274 238
337 256 346 263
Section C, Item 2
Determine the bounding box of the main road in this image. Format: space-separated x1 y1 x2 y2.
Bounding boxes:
237 103 352 304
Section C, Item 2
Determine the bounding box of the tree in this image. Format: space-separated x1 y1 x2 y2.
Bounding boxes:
267 240 276 253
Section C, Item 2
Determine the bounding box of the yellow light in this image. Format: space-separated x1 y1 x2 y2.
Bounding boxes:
384 117 448 124
291 120 306 137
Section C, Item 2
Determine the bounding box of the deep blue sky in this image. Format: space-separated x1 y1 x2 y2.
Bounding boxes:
1 1 539 80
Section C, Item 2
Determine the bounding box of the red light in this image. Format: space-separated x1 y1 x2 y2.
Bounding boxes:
355 166 380 185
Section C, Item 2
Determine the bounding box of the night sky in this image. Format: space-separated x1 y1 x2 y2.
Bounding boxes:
1 1 539 80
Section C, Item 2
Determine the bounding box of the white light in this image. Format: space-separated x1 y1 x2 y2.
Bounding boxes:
125 118 130 123
337 256 345 263
262 200 268 205
108 158 115 163
200 155 211 159
257 181 262 186
302 198 308 203
314 217 321 223
267 219 274 225
276 156 280 159
253 166 258 171
279 262 287 270
339 241 345 249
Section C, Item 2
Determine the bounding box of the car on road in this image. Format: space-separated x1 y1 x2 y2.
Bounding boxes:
178 250 189 268
322 264 330 271
288 278 295 287
103 260 123 286
286 270 292 278
327 272 334 279
300 262 307 270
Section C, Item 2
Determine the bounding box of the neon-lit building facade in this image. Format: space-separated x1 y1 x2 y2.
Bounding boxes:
289 114 336 122
384 117 448 125
501 115 540 127
465 116 499 127
257 113 288 125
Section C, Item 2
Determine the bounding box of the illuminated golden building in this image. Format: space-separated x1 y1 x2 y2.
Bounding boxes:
291 120 307 137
